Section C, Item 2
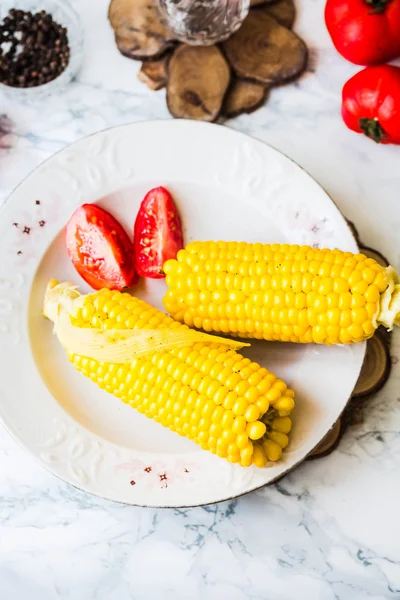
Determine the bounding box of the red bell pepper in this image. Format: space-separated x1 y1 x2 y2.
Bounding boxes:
325 0 400 65
342 65 400 144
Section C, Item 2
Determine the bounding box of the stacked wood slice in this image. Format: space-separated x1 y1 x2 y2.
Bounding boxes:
108 0 308 120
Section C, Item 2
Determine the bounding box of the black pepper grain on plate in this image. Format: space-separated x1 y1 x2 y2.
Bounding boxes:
0 9 70 88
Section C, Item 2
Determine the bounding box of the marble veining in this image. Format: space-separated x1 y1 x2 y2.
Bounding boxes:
0 0 399 598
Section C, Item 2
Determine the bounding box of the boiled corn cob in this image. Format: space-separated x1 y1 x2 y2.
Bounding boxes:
163 242 400 345
43 280 295 468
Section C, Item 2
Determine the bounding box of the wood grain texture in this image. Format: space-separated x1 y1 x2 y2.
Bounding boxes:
223 11 307 85
223 80 268 118
138 55 170 90
109 0 175 60
167 45 230 121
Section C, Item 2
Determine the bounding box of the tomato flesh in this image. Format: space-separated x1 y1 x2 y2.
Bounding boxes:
66 204 137 290
134 187 184 279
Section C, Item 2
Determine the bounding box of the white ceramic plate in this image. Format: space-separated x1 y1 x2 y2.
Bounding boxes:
0 121 365 507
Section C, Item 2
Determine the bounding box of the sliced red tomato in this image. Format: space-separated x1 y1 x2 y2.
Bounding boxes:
134 186 184 279
66 204 138 290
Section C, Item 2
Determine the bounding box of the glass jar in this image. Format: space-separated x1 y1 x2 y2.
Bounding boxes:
157 0 250 45
0 0 83 103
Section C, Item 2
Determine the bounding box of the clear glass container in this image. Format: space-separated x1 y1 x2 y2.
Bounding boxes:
0 0 83 103
157 0 250 45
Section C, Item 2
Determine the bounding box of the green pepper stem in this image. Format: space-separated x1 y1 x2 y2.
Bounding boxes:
359 118 387 144
365 0 392 13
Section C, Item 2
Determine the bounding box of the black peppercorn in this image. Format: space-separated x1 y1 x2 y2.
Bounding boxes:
0 8 70 88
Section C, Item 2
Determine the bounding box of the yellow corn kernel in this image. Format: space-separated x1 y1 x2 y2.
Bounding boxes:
244 405 261 422
223 391 238 410
265 387 280 404
340 310 352 328
327 325 340 343
326 308 340 327
374 271 388 292
46 283 298 470
240 451 254 467
208 436 217 450
348 270 362 288
228 438 241 456
326 292 339 308
220 410 235 429
339 329 352 344
246 421 266 440
361 267 376 284
366 303 378 319
352 281 368 296
348 323 365 341
274 380 287 393
263 439 283 462
216 439 228 457
255 396 270 413
268 431 289 449
271 417 292 434
252 445 268 467
351 308 368 325
365 284 380 303
338 292 352 310
163 243 393 345
232 415 247 434
232 397 248 416
361 321 375 338
330 264 342 278
351 294 366 308
312 325 326 343
333 278 350 294
314 296 328 313
221 429 236 444
273 396 295 412
236 432 250 449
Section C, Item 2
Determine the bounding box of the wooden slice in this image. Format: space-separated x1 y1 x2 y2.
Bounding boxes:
263 0 295 29
138 55 170 90
223 80 269 118
167 45 230 122
309 420 342 459
222 11 307 85
250 0 272 5
352 331 391 398
360 246 390 268
108 0 175 61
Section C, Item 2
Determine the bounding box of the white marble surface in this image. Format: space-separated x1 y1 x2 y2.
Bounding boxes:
1 0 400 598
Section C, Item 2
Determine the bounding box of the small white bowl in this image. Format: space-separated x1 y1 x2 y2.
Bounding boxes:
0 0 83 103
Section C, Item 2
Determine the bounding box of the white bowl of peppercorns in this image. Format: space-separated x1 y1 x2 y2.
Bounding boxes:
0 0 83 101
